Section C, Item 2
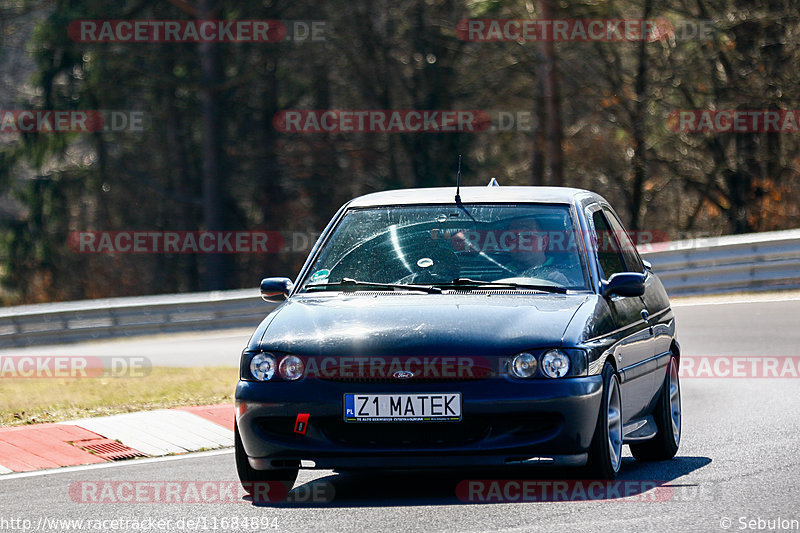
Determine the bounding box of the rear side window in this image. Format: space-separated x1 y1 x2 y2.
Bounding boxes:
603 209 645 273
591 210 625 279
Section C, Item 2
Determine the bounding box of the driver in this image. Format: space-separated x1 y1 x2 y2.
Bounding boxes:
450 218 571 286
506 218 570 286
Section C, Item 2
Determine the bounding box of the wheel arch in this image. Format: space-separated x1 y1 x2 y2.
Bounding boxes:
670 339 681 368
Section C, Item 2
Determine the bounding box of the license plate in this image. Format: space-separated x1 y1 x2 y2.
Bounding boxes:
344 393 461 422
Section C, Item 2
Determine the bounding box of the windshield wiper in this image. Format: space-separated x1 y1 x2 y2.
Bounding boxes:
303 278 442 294
433 277 568 294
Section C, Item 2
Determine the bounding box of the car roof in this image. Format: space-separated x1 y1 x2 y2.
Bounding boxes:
346 186 605 208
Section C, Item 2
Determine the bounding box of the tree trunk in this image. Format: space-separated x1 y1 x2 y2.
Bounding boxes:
531 73 545 185
538 0 563 186
628 0 651 230
198 0 227 289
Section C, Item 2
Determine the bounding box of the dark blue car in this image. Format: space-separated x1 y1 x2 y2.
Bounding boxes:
235 185 681 488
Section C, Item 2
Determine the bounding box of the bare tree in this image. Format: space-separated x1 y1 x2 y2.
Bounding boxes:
538 0 564 186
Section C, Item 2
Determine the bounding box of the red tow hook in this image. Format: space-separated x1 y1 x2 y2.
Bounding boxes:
294 413 310 435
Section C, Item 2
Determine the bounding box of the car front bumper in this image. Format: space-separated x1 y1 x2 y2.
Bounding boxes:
235 375 603 471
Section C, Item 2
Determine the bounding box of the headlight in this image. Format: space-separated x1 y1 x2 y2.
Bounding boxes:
510 352 538 378
249 353 276 381
541 349 570 378
279 355 305 380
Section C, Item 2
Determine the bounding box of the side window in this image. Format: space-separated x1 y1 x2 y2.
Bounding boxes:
604 209 645 273
591 210 625 279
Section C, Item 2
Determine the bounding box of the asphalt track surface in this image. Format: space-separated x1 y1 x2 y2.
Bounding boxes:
2 294 800 532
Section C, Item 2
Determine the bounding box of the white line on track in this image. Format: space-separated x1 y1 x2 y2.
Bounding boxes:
671 295 800 307
0 448 233 481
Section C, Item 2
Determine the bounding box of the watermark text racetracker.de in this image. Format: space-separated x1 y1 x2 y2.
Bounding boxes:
456 479 717 503
458 18 670 42
284 355 494 380
70 480 333 504
273 109 553 133
432 229 668 254
0 356 150 379
457 18 717 42
669 110 800 133
67 231 321 254
68 19 326 43
0 110 147 133
679 356 800 378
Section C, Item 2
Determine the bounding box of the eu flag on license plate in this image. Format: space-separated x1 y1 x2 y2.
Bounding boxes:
345 394 355 417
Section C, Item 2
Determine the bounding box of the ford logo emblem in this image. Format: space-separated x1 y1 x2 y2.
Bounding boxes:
393 370 414 379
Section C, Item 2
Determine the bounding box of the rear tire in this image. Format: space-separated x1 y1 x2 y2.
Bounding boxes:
630 355 681 461
235 422 298 494
587 362 623 479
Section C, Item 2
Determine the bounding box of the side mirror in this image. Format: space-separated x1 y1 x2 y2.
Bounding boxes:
260 277 294 302
600 272 645 298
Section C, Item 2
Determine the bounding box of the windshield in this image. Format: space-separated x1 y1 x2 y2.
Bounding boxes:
298 203 589 292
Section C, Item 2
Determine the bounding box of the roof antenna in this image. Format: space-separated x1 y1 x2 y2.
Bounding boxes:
455 154 462 204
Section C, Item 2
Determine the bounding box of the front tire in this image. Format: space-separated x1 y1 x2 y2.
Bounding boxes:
587 362 623 479
630 355 681 461
235 422 299 494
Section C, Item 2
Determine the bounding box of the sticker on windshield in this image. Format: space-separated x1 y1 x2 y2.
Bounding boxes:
417 257 434 268
308 269 330 284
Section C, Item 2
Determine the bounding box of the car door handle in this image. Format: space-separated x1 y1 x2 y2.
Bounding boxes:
641 309 654 335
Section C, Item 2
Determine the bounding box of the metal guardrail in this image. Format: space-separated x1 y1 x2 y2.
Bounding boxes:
1 228 798 348
0 289 276 348
639 228 800 296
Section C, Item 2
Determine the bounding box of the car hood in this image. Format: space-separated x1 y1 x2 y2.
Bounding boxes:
254 293 590 357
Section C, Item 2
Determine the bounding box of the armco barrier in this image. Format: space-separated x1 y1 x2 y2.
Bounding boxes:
639 228 800 295
0 289 275 348
0 229 798 347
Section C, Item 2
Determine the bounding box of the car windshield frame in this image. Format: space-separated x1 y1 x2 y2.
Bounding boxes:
294 202 592 294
